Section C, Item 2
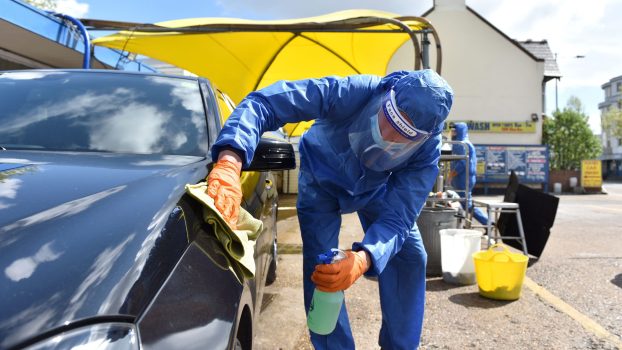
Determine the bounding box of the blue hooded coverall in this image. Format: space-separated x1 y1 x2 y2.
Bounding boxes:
450 122 488 225
212 70 453 349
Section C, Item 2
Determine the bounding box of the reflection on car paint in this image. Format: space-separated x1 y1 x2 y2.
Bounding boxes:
0 185 126 236
4 241 63 282
137 244 241 350
0 305 59 348
150 319 230 349
116 206 188 316
130 155 205 167
62 234 135 321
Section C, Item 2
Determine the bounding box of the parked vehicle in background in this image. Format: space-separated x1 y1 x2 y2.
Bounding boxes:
0 70 295 350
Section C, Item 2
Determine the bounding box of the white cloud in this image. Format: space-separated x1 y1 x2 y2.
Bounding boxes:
468 0 617 86
468 0 621 132
212 0 431 19
55 0 89 18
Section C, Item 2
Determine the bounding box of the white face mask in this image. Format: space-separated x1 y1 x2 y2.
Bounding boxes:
370 114 403 151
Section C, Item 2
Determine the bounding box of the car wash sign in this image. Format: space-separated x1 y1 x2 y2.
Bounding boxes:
464 121 536 133
581 160 602 188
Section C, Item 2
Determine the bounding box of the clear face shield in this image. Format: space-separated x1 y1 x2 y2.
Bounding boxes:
348 89 431 171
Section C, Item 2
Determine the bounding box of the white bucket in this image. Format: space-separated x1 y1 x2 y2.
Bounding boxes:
439 229 483 285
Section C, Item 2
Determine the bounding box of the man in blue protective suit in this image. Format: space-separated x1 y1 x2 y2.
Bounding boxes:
207 69 453 349
448 122 488 225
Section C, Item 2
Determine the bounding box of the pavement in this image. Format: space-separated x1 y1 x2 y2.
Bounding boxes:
255 183 622 350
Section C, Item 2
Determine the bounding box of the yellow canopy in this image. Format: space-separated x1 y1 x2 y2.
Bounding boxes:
90 10 441 136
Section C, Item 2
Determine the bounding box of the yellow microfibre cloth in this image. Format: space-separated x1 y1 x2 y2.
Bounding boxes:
185 182 263 283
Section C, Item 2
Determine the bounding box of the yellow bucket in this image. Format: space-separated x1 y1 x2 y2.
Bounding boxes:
472 244 528 300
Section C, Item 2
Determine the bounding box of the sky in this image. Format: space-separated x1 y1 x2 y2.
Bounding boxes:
55 0 622 134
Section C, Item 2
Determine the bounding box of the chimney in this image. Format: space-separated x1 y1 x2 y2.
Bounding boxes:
434 0 466 9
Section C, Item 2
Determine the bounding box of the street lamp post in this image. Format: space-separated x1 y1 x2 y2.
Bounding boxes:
554 53 585 112
555 52 559 112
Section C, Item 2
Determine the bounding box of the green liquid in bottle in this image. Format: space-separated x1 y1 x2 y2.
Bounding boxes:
307 249 347 335
307 289 344 335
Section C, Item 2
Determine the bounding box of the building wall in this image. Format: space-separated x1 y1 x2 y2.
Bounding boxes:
388 0 545 145
599 75 622 156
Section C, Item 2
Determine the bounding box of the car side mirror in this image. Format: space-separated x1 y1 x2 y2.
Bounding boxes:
246 137 296 171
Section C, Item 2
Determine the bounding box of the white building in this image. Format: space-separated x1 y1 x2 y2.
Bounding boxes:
599 75 622 179
389 0 560 146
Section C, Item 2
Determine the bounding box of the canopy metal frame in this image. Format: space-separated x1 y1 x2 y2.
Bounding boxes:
83 15 443 74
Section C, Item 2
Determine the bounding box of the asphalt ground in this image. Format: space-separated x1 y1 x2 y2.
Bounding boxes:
255 182 622 350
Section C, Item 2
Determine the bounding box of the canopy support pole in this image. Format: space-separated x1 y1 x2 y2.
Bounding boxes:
421 30 430 70
397 16 442 73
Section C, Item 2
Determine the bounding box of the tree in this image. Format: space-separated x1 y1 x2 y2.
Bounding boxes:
602 106 622 140
542 96 601 170
22 0 57 11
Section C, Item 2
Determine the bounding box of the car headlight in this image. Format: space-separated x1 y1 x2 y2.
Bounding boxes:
24 322 138 350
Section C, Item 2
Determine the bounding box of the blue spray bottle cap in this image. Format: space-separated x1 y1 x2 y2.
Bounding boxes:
316 249 346 265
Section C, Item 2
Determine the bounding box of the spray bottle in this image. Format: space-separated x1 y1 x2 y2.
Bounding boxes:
307 248 347 335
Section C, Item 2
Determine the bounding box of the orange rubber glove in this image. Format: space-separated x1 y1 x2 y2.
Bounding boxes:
447 170 458 183
311 250 370 292
207 158 243 230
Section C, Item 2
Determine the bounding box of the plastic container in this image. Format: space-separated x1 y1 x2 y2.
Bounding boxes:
417 207 459 276
440 229 482 285
307 249 346 335
473 244 528 300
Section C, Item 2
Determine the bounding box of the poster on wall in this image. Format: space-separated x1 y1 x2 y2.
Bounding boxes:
474 145 549 185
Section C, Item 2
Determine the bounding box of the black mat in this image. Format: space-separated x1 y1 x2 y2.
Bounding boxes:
496 172 559 258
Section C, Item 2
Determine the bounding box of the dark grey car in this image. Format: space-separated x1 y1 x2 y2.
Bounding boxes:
0 70 295 350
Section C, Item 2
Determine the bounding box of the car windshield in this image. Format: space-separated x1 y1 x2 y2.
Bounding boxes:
0 71 208 156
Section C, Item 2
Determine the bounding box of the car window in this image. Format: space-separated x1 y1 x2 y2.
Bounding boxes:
199 80 221 158
0 71 209 156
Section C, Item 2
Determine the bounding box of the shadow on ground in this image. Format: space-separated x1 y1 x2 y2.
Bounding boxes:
260 293 277 314
611 273 622 289
448 292 515 308
277 207 298 220
426 277 464 292
426 278 514 308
